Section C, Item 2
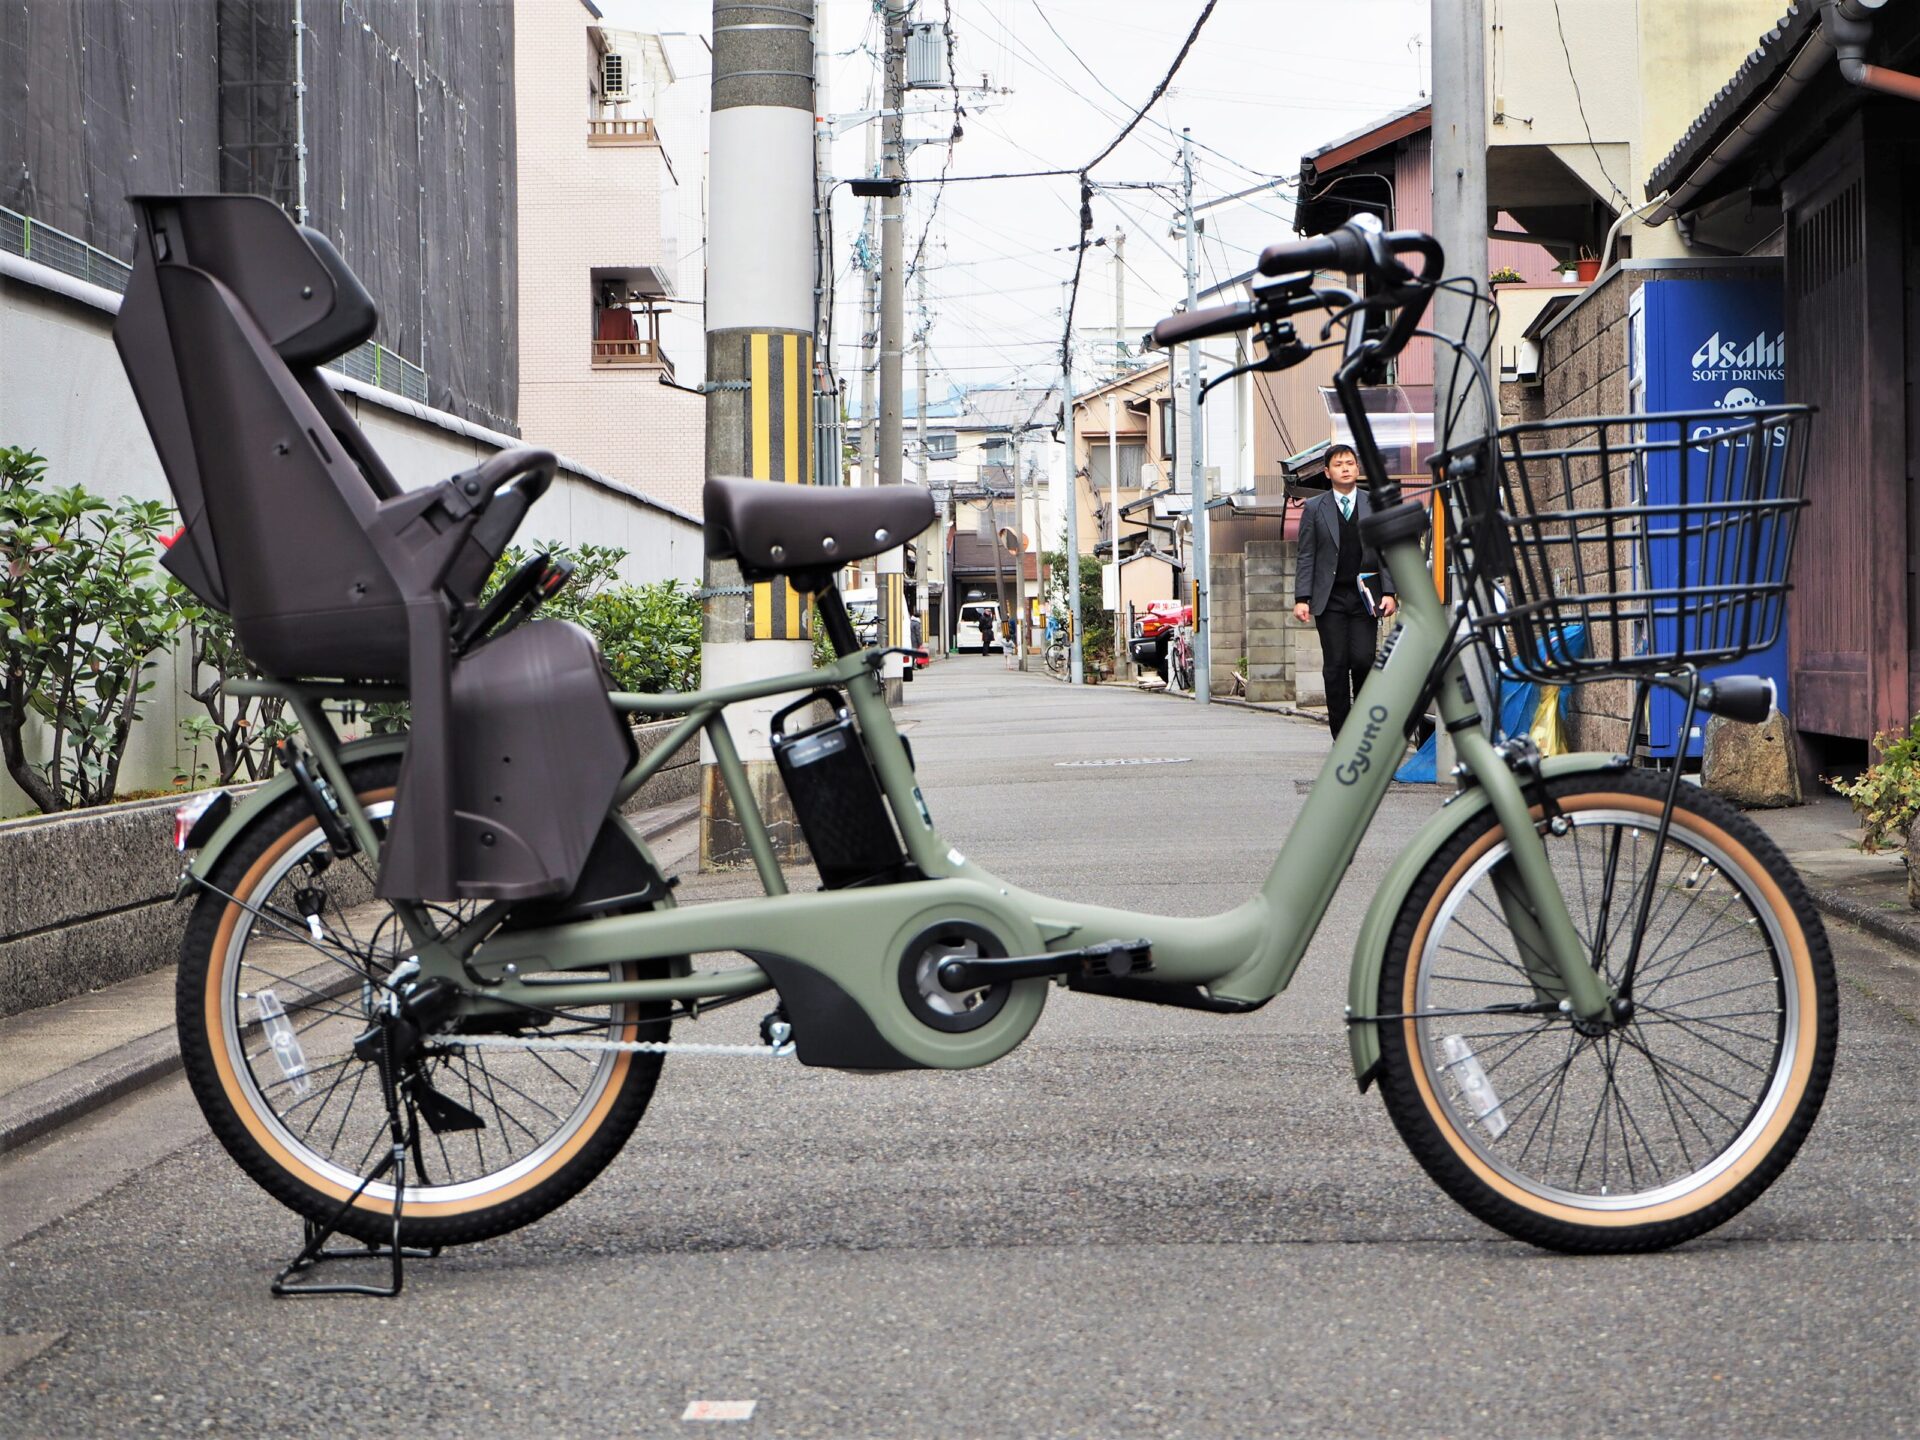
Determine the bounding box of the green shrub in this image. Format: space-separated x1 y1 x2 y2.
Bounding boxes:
0 447 180 812
1829 714 1920 852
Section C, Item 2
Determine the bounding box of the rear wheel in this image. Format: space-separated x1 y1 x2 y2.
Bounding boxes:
175 754 668 1248
1376 769 1837 1252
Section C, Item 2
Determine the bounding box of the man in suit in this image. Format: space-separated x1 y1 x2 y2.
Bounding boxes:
1293 445 1397 737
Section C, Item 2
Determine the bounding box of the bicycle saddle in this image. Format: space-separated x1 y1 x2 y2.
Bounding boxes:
704 475 934 582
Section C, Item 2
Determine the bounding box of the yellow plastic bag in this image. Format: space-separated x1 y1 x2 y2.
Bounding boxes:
1530 685 1568 757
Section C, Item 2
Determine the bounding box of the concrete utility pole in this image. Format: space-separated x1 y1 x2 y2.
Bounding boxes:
1009 430 1025 667
1061 282 1084 684
700 0 817 868
861 118 879 499
1107 392 1120 677
874 2 908 700
1430 0 1491 771
914 262 931 657
813 0 834 486
1182 129 1211 703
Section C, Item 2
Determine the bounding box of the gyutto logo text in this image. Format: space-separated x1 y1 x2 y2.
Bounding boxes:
1690 329 1785 382
1335 705 1392 786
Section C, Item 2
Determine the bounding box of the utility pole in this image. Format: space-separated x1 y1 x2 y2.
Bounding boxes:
1061 283 1084 684
1009 431 1025 667
700 0 817 869
1021 432 1039 661
1107 392 1120 677
813 0 833 486
914 261 931 658
860 118 879 490
1431 0 1490 772
1181 129 1211 703
875 1 908 702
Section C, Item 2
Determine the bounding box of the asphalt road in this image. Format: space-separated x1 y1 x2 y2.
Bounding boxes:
3 662 1915 1438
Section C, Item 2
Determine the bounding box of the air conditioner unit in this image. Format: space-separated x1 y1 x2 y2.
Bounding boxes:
602 51 629 102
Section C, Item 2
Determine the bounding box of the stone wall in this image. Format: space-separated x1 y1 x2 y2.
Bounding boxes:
0 719 698 1018
1240 540 1322 705
1208 551 1245 698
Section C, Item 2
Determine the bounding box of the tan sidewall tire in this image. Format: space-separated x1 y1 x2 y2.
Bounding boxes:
1377 773 1836 1250
177 758 664 1247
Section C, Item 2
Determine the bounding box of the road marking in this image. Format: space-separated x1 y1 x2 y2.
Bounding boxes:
1054 757 1192 768
683 1400 757 1422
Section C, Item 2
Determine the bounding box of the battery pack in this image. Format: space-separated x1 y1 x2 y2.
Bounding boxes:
769 690 910 889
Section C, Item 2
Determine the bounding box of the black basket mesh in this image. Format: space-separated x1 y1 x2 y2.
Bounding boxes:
1436 405 1813 685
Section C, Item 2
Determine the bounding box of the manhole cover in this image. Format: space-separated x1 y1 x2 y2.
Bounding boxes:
1054 757 1193 768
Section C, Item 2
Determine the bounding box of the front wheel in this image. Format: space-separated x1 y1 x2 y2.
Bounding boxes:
1376 769 1837 1252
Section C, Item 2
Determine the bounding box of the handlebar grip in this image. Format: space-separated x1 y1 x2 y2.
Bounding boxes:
1257 228 1371 278
1150 301 1254 349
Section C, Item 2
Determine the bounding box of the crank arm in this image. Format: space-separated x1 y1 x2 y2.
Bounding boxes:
938 937 1152 990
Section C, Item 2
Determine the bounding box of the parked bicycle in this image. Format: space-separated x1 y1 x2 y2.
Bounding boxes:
119 197 1834 1293
1168 625 1196 693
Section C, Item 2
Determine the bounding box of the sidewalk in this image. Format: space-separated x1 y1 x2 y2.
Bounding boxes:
0 795 698 1154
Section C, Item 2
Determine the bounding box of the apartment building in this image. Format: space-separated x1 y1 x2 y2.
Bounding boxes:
515 0 706 515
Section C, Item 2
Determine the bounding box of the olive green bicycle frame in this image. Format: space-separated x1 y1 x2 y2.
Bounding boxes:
220 522 1614 1073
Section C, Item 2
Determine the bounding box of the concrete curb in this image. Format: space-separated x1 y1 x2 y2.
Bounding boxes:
0 1025 181 1155
1803 885 1920 960
0 795 701 1155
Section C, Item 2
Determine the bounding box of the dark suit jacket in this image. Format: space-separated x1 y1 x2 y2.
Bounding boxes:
1294 487 1395 617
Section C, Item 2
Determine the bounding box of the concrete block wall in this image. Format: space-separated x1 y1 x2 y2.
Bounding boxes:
1208 552 1245 697
1244 542 1291 703
0 720 699 1018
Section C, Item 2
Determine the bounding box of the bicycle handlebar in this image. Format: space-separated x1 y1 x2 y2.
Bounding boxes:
1253 227 1374 278
1149 300 1256 349
1149 221 1448 368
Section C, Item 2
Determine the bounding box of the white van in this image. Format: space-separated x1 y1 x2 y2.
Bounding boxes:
841 587 879 646
956 600 1003 654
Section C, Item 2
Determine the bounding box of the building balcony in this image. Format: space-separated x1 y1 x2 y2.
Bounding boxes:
592 337 673 377
588 117 659 146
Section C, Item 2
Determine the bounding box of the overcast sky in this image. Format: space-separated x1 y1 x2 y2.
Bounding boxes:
599 0 1432 397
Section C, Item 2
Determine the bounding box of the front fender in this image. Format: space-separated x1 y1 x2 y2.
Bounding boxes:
178 733 410 897
1346 752 1627 1090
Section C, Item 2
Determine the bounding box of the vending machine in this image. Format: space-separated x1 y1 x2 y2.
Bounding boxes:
1627 276 1790 760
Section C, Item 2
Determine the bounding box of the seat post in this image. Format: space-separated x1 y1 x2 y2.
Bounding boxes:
815 583 864 658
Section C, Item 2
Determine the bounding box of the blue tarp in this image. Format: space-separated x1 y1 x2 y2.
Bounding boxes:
1393 625 1585 782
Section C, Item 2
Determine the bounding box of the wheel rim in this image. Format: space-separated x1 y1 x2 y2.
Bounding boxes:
1410 806 1800 1213
213 800 635 1208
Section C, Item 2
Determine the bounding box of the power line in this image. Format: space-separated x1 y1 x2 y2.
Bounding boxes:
1025 0 1291 187
1550 0 1628 206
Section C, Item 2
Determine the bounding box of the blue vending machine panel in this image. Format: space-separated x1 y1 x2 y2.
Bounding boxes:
1636 278 1789 759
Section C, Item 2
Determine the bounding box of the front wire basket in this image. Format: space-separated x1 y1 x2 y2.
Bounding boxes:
1435 405 1813 685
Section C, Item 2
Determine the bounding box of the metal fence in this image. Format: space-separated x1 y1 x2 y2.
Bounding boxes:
1 204 428 407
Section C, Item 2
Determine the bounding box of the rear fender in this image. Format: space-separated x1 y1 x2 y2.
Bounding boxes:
1346 752 1627 1089
178 734 409 897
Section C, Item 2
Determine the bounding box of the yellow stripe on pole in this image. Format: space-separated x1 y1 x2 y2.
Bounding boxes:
751 333 772 640
783 334 806 637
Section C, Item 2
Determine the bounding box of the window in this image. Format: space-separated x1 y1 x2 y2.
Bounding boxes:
1089 441 1145 489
